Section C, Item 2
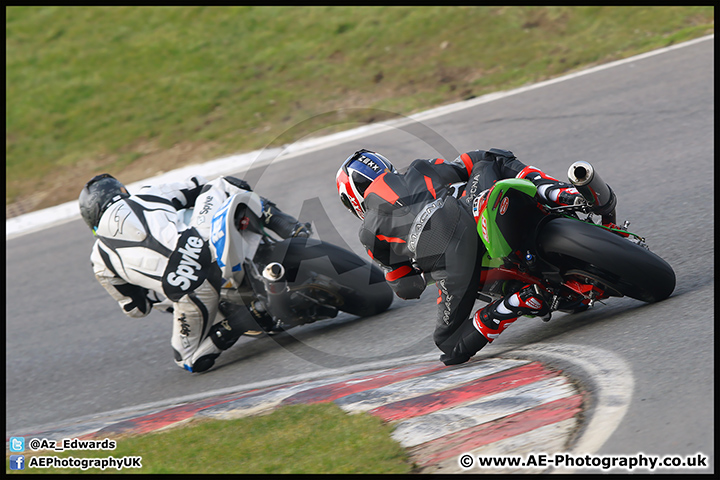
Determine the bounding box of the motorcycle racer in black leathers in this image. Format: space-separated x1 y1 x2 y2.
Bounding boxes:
80 173 310 373
336 148 584 366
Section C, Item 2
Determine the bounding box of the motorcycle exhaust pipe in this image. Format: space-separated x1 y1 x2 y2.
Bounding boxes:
261 262 294 323
262 262 286 285
568 161 617 224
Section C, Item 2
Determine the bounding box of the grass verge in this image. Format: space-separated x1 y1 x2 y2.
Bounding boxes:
5 403 415 474
5 6 714 214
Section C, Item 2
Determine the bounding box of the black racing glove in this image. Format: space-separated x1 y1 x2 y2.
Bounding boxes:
291 222 313 238
114 283 152 316
388 266 426 300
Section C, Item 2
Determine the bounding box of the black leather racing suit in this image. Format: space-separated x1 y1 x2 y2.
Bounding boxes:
358 148 533 359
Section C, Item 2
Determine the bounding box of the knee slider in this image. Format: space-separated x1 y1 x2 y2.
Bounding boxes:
456 324 489 358
440 320 489 366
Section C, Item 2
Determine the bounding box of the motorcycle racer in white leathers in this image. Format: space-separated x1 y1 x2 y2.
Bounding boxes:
80 173 311 373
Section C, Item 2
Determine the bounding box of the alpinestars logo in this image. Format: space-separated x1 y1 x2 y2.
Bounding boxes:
107 202 131 237
263 204 274 222
525 297 542 310
438 279 454 325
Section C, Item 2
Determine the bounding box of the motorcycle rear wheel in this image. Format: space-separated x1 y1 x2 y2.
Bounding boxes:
537 218 675 303
257 237 393 317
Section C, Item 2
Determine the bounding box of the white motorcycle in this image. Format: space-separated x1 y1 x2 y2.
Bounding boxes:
207 191 393 334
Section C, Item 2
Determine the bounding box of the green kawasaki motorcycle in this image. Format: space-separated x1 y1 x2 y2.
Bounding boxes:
472 161 675 312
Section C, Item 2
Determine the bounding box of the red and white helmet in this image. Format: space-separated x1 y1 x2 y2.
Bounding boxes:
336 149 396 219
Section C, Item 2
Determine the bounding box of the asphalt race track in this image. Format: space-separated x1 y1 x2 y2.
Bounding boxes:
6 36 713 473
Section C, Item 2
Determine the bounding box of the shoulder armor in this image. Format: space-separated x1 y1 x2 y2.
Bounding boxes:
96 200 147 241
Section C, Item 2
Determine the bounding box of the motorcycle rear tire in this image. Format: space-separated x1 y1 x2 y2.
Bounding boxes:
257 237 393 317
536 218 675 303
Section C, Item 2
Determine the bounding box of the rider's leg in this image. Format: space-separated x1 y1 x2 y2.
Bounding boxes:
439 284 551 366
170 279 222 373
413 198 486 365
163 226 249 373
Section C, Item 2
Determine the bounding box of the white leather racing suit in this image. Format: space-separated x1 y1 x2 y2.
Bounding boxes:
90 175 256 372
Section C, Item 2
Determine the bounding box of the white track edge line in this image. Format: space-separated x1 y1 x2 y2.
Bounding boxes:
6 34 713 240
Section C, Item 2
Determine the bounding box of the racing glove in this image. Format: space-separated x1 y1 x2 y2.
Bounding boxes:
538 183 586 207
385 265 426 300
291 222 313 238
516 166 585 207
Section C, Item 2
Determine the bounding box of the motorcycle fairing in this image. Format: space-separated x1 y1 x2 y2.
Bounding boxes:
476 178 537 258
210 191 264 285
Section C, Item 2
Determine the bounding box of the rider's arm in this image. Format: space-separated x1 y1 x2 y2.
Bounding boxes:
454 148 528 178
456 149 583 207
383 262 426 300
514 165 585 207
359 227 426 300
91 242 153 318
136 175 208 210
413 157 472 185
416 149 527 187
468 147 580 204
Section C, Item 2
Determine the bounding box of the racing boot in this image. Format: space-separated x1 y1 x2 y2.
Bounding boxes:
182 337 221 373
473 284 552 343
185 304 258 373
219 299 271 334
439 285 552 367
